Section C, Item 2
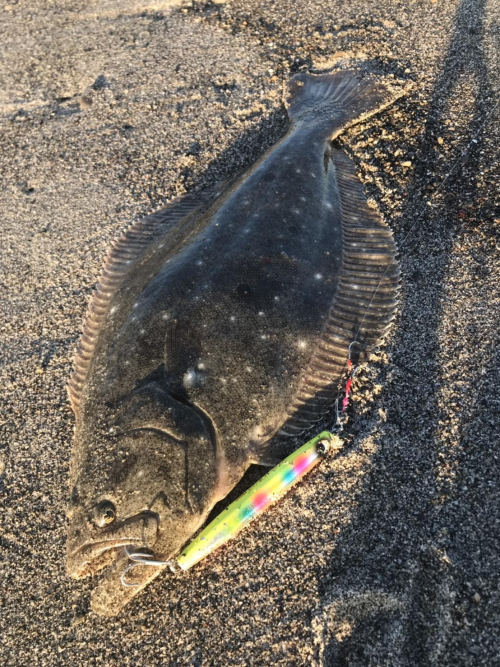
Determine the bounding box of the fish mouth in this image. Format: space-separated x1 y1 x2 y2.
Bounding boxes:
67 512 159 579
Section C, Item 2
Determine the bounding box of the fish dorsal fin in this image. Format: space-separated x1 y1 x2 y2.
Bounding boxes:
281 148 400 436
68 189 218 415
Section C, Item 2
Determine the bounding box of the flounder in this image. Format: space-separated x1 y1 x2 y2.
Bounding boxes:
67 70 401 616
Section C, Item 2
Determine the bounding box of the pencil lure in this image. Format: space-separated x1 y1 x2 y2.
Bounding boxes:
121 431 341 585
176 431 340 571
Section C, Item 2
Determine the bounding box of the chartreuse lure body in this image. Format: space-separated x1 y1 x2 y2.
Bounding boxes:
121 431 341 585
176 431 339 571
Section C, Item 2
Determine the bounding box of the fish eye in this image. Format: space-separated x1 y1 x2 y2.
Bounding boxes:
95 501 116 527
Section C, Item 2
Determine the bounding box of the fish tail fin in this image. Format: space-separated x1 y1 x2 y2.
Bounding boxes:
285 70 404 138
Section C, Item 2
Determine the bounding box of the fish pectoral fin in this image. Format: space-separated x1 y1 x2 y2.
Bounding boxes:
113 382 207 444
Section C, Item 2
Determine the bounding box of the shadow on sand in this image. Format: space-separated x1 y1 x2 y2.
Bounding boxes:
312 0 498 664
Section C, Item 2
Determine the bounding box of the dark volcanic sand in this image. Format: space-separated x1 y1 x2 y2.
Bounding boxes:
1 0 499 664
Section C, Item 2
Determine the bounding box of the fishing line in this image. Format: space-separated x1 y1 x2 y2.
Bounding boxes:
333 96 498 430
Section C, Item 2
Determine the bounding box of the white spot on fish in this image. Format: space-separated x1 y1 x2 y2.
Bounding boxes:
137 470 144 478
110 306 117 315
300 196 306 202
246 366 252 373
230 316 236 322
274 296 280 302
310 172 317 178
140 328 145 335
196 260 203 266
197 362 206 371
183 370 196 388
258 311 265 317
314 273 323 280
293 208 300 215
244 228 251 234
296 168 301 174
220 377 227 384
162 312 170 320
133 302 139 309
298 340 307 349
261 334 268 340
250 424 266 440
325 202 333 210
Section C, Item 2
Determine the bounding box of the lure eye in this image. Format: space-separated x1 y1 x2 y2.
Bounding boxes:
316 439 330 456
95 501 116 527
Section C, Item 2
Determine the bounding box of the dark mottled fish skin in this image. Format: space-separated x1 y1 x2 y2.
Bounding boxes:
66 70 402 616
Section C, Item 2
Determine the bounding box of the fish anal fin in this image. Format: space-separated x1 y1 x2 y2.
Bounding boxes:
281 148 400 435
248 440 283 468
249 433 303 467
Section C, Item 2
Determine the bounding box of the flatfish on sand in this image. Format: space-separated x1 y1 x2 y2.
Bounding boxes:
66 70 402 616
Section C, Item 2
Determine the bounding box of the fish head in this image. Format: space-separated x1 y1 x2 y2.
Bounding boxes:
66 386 222 614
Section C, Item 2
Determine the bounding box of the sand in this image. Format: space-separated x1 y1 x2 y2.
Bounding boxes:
1 0 499 664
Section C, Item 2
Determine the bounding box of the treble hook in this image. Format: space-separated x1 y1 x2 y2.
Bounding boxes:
120 546 179 588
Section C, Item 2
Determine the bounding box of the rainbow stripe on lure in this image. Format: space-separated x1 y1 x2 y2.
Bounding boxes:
176 431 338 571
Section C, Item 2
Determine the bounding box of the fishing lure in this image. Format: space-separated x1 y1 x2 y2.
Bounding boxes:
122 431 340 583
177 430 339 570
